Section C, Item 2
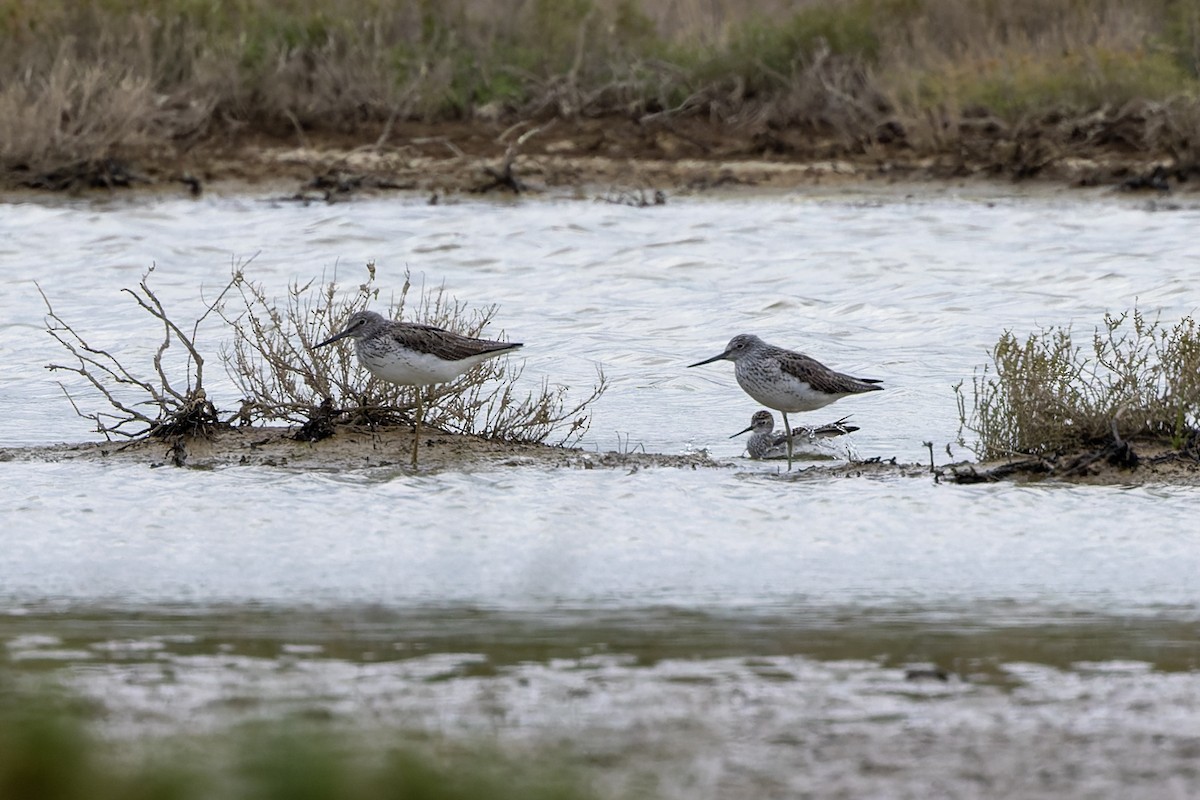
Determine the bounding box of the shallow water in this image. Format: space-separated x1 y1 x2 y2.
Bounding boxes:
2 184 1199 797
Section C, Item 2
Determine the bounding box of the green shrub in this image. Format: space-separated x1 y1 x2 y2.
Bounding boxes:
957 308 1200 460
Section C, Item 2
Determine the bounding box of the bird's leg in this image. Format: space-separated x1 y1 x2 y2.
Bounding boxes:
411 392 422 469
782 411 793 471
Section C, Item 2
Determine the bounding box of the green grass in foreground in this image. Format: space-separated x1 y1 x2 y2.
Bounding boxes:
0 683 597 800
957 308 1200 460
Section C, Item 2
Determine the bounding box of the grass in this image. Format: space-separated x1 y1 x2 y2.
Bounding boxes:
956 308 1200 460
916 46 1195 120
0 681 599 800
5 0 1200 179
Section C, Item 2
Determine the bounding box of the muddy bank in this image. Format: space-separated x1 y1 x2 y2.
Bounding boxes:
0 426 725 472
6 426 1200 486
0 427 924 476
937 438 1200 486
0 425 924 478
6 118 1191 200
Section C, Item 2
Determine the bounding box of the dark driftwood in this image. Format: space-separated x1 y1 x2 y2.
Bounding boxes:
477 122 554 194
1056 439 1139 477
947 459 1052 484
943 434 1191 484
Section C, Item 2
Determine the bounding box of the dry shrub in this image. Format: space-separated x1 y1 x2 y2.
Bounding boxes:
761 50 891 141
0 58 154 170
221 263 605 445
957 308 1200 460
1153 97 1200 166
39 268 233 440
39 263 602 449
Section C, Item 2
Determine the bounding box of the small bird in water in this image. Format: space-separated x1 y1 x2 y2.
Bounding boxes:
689 333 883 470
730 410 858 460
315 310 523 468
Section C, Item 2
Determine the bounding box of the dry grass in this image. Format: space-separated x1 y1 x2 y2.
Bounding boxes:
957 308 1200 460
4 0 1200 178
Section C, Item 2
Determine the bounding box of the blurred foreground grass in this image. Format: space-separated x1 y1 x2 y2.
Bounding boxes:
0 681 596 800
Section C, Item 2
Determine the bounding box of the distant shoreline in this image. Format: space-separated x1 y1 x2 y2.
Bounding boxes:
2 118 1188 201
7 1 1200 199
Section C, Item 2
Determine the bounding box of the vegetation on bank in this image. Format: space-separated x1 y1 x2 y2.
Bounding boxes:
956 308 1200 463
5 0 1200 184
0 682 597 800
42 265 603 457
224 263 603 444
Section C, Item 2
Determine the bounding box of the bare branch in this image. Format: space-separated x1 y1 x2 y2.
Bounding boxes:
39 269 229 442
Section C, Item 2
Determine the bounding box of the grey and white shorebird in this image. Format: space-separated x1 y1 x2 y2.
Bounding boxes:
689 333 883 470
730 410 858 460
315 310 523 468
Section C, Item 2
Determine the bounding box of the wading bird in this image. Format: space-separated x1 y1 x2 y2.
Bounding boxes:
689 333 882 470
315 310 523 468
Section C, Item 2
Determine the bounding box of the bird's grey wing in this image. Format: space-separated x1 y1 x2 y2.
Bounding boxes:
808 420 861 438
779 351 882 394
390 324 522 362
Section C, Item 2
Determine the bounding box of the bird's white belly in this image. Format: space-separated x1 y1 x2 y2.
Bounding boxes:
736 369 835 413
358 344 477 386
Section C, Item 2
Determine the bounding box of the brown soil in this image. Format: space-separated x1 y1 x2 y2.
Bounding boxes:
6 117 1189 198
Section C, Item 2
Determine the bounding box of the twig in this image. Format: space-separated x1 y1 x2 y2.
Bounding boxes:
283 109 310 149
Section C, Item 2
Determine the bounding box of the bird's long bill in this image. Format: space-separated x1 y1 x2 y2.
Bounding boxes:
687 349 730 368
729 425 754 439
314 327 354 348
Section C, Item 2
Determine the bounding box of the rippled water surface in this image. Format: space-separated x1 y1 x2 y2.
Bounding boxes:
2 185 1199 797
